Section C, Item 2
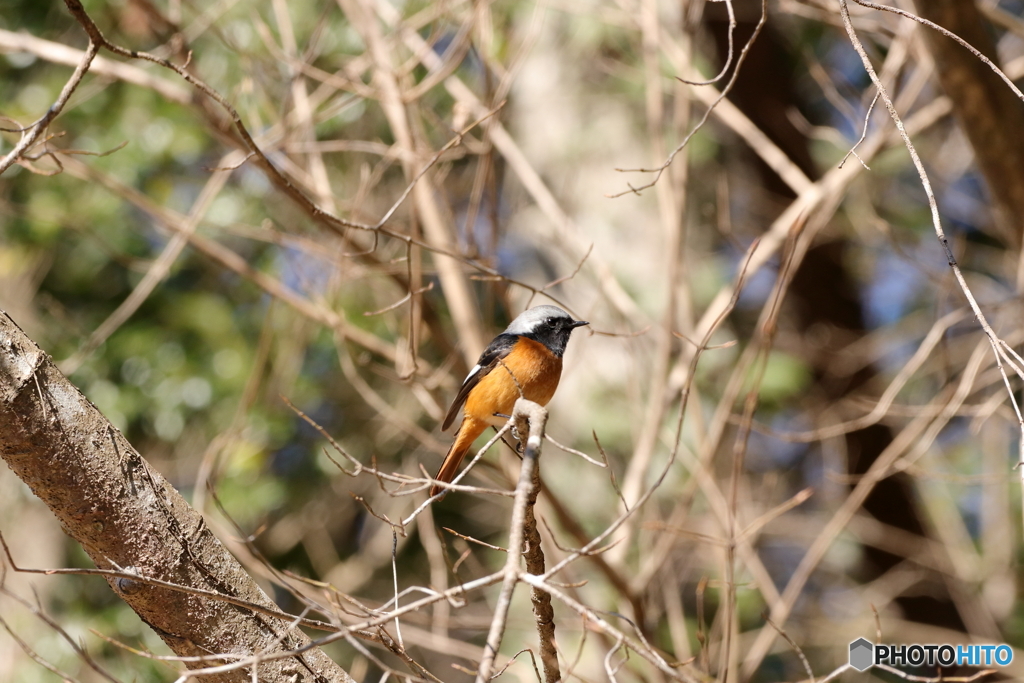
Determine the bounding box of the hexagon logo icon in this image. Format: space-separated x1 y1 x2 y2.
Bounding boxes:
849 638 874 671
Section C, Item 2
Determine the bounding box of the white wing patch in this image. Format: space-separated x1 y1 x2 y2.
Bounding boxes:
463 364 482 386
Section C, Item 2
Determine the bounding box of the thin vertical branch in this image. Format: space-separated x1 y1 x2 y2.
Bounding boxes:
474 399 549 683
522 460 559 683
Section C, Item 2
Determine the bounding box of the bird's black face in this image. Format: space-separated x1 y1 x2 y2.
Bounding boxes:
530 314 589 357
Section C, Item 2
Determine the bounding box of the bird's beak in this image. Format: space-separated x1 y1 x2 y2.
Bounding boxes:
571 320 589 328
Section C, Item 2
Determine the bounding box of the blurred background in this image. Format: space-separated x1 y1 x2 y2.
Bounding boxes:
2 0 1024 680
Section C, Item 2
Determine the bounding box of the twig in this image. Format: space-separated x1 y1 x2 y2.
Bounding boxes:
442 527 507 553
838 89 879 170
677 0 736 86
609 0 768 198
0 586 123 683
519 573 695 682
762 612 814 683
874 664 996 682
0 39 99 175
544 434 606 468
851 0 1024 104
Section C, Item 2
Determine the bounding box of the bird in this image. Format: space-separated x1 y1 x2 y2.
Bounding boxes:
430 305 589 497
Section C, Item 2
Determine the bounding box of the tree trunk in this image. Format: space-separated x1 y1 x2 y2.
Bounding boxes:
0 310 353 683
912 0 1024 250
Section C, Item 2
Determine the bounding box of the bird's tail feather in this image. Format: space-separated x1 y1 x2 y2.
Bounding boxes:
431 420 486 497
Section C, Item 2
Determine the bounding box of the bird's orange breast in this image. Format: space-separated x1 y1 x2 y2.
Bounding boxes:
463 338 563 427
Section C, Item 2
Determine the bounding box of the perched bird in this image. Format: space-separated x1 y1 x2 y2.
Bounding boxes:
431 305 588 497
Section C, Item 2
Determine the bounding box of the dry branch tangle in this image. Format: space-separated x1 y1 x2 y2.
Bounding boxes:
0 311 352 683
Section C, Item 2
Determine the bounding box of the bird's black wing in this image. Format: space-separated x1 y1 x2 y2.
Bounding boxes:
441 333 519 431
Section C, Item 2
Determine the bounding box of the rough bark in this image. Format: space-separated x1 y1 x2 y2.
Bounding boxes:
0 310 353 683
912 0 1024 249
522 462 558 683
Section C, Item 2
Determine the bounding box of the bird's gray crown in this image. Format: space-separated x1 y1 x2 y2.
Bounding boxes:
503 305 574 335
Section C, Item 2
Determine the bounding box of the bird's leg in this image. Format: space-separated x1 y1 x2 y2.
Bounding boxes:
493 414 525 456
493 425 523 459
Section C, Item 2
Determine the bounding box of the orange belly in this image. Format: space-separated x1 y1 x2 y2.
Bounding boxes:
463 338 563 426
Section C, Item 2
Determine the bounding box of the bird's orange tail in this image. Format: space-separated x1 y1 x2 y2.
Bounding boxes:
431 418 488 497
